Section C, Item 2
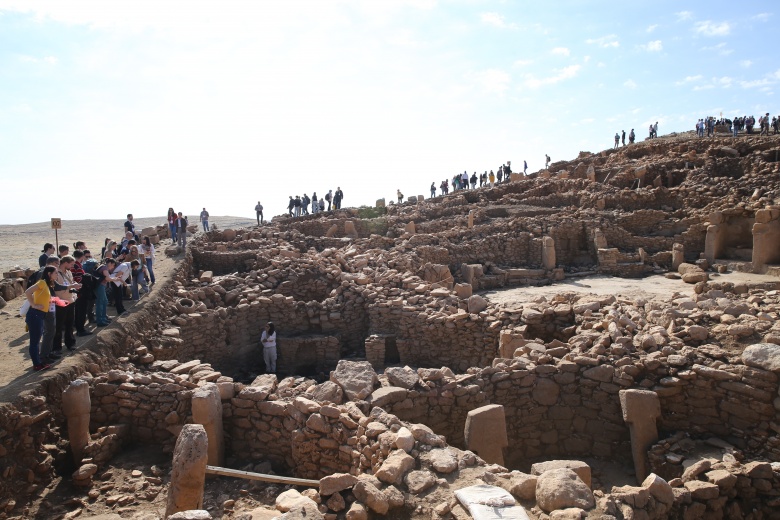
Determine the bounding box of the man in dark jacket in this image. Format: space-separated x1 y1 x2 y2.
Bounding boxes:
334 187 344 210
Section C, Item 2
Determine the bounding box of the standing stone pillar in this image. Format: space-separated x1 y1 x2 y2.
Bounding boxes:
165 424 209 518
541 236 556 270
672 243 685 271
593 228 608 249
619 390 661 483
191 383 224 466
62 379 91 464
468 210 474 228
464 404 508 466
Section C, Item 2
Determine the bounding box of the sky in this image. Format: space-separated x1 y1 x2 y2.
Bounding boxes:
0 0 778 224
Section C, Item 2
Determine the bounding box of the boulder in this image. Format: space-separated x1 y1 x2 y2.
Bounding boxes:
308 381 344 404
374 449 415 485
330 360 378 400
741 343 780 373
168 512 212 520
384 366 420 389
426 448 458 474
352 476 389 515
535 468 595 513
531 461 591 488
467 295 488 314
405 470 436 494
275 489 317 513
320 473 358 496
368 386 407 408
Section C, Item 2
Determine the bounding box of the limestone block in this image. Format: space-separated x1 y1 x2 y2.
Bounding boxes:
542 236 556 270
619 390 661 483
325 224 338 238
344 221 358 239
329 360 378 400
425 448 458 473
404 221 416 234
672 243 685 271
384 366 420 389
199 271 213 283
168 511 212 520
62 379 91 464
593 229 607 249
353 476 389 515
407 196 418 203
535 469 595 513
376 198 385 208
275 489 318 512
641 473 674 505
374 449 415 485
586 165 596 182
467 295 488 314
455 283 472 299
405 470 436 494
464 405 507 465
531 461 591 489
741 343 780 373
320 473 358 496
165 425 208 518
468 210 474 228
191 384 224 466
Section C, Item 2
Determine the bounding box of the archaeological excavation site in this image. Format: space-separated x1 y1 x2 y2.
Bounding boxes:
4 133 780 520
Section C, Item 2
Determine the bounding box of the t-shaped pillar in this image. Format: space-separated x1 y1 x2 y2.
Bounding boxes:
619 389 661 483
191 383 224 466
165 424 208 518
62 379 91 464
464 404 508 466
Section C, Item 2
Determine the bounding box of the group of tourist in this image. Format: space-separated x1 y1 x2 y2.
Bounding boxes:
425 162 527 199
285 188 343 218
696 114 777 137
23 214 160 371
613 129 637 148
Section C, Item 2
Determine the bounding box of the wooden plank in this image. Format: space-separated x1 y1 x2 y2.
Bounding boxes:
205 465 320 487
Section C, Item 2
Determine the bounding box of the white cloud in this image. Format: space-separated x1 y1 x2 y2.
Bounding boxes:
695 21 731 36
17 54 57 64
718 76 733 88
470 68 511 94
623 79 637 89
740 60 753 68
551 47 570 56
513 59 533 67
693 84 714 91
480 12 516 30
640 40 663 52
585 35 619 48
523 64 581 89
676 11 693 21
739 69 780 89
646 24 658 33
752 13 771 22
675 75 703 86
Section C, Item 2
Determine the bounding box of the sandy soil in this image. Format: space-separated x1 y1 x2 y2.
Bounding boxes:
482 272 780 309
0 216 256 273
0 216 255 401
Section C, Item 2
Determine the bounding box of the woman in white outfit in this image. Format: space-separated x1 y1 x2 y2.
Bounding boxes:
261 321 277 373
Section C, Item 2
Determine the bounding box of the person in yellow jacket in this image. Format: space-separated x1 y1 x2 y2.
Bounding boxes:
24 266 57 371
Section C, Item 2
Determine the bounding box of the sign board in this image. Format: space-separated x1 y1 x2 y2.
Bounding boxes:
51 218 62 230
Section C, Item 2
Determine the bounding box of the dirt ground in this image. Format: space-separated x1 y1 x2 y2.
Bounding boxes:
482 272 780 309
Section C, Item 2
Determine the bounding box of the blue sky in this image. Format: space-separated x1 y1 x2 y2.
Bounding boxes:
0 0 777 224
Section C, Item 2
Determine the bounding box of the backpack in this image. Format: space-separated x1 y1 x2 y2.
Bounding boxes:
325 193 332 202
79 272 98 295
82 258 99 275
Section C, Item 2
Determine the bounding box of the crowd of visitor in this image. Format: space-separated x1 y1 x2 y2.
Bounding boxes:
23 213 165 371
285 188 344 218
696 114 778 137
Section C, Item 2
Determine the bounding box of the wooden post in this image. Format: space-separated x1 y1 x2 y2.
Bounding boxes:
204 465 319 487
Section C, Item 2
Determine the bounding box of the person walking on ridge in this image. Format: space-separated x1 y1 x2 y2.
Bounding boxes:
255 201 263 225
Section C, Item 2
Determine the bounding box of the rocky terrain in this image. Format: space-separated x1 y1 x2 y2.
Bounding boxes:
1 133 780 520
